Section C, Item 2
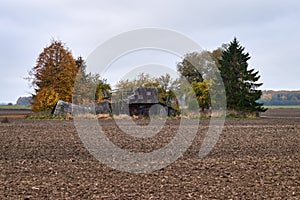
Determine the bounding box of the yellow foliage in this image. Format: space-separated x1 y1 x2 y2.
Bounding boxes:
33 87 60 112
261 93 272 102
191 80 213 109
30 40 78 111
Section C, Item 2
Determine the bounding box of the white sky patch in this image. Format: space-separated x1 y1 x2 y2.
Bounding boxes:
100 49 182 88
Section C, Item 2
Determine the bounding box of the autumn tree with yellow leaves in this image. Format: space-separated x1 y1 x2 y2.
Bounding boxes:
28 40 78 112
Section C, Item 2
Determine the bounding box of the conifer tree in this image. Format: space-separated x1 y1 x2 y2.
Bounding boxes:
218 38 266 113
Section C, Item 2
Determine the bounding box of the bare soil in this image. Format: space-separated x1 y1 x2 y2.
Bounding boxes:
0 109 299 199
0 108 32 119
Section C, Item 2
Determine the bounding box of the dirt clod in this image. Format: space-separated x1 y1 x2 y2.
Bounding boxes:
1 117 9 123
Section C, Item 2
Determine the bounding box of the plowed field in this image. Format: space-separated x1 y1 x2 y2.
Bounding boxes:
1 109 299 199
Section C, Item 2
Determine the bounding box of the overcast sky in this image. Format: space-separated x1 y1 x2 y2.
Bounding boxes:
1 0 299 103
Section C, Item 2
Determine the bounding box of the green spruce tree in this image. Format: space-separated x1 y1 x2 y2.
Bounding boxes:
219 38 266 114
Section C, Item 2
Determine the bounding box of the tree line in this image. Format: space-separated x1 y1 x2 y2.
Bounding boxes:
259 90 300 106
28 38 266 115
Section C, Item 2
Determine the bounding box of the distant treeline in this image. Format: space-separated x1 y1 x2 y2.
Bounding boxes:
259 90 300 106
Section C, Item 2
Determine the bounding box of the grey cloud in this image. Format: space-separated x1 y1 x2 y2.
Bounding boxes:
0 0 300 102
